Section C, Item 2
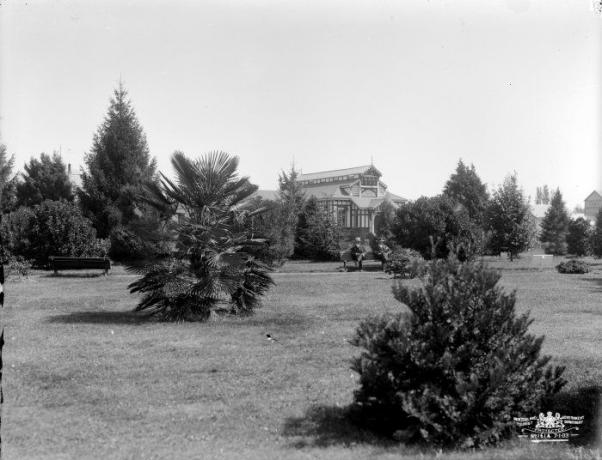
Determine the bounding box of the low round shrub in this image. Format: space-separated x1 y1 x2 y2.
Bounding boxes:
556 259 589 274
384 248 426 278
4 255 32 279
351 256 565 448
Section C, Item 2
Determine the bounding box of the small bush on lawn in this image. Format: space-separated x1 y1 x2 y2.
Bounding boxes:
4 255 32 279
350 256 565 448
556 259 589 274
385 248 426 279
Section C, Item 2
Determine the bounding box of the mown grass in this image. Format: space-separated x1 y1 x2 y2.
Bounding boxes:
2 258 601 459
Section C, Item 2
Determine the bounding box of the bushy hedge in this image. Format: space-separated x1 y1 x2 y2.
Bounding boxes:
351 256 565 448
556 259 589 274
4 255 32 279
0 206 35 262
384 247 426 279
1 200 109 267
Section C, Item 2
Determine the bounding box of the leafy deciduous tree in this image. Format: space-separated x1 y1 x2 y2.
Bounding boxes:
566 217 591 256
486 174 533 260
0 144 18 213
392 195 484 260
590 209 602 258
25 200 108 266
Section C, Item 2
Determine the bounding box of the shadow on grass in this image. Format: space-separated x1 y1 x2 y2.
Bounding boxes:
543 385 601 446
47 310 148 325
343 265 385 273
44 272 107 278
227 312 316 333
581 277 602 293
283 387 601 450
282 405 394 448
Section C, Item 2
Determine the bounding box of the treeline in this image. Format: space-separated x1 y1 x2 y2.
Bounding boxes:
376 162 600 260
1 82 600 270
0 84 164 268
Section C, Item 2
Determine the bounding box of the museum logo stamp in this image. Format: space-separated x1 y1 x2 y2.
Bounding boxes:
514 412 584 442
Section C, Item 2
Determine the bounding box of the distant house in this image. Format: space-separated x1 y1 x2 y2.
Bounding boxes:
584 191 602 223
254 164 406 235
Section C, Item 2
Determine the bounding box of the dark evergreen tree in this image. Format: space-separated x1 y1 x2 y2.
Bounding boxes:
294 196 340 260
590 209 602 258
374 199 397 241
566 217 591 256
351 256 565 447
78 83 157 238
486 174 533 260
443 159 489 223
16 152 74 207
539 189 569 255
276 166 305 259
278 165 305 213
0 144 18 213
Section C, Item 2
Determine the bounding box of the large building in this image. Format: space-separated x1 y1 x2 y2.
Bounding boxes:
584 190 602 222
255 164 406 235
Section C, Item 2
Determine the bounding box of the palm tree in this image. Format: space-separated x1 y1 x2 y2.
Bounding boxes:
127 151 274 321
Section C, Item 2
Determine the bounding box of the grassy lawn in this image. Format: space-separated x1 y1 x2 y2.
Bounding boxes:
2 259 601 459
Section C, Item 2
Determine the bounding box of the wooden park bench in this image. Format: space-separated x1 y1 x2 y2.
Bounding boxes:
340 249 386 272
49 256 111 275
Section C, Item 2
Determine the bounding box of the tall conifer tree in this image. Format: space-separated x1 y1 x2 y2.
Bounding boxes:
276 165 305 258
539 189 569 255
443 159 489 223
79 83 157 238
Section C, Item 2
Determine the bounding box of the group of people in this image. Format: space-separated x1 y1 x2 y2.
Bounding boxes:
349 236 391 271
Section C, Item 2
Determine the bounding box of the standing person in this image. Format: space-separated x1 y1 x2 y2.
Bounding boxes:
350 237 366 271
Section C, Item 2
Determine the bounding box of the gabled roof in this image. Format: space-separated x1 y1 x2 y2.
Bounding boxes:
585 190 602 201
300 165 381 182
302 183 351 198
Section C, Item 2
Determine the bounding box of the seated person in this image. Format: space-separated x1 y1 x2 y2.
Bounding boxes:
376 239 392 264
350 237 366 270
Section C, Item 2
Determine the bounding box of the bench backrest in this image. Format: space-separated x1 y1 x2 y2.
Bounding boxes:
49 257 111 269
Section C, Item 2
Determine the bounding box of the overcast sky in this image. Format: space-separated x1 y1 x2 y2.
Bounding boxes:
1 0 600 208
